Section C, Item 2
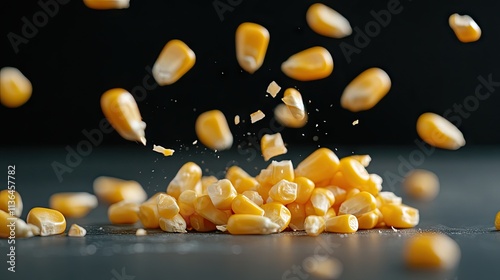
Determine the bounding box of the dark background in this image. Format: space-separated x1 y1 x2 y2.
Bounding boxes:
1 0 499 151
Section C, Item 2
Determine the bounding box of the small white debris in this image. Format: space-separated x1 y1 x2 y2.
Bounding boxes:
234 115 240 125
192 140 198 145
266 81 281 98
68 224 87 237
153 145 175 156
391 226 398 232
250 110 265 123
216 225 227 232
352 119 359 126
136 228 147 236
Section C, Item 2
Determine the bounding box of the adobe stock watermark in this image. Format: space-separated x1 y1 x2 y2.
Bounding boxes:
7 0 71 54
110 267 135 280
6 165 18 273
339 0 412 63
383 73 499 189
51 66 159 183
213 0 243 22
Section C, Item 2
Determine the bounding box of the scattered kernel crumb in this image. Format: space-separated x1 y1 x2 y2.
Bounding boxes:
352 119 359 126
250 110 265 123
192 140 198 145
136 228 147 236
216 225 227 232
234 115 240 125
153 145 175 156
266 81 281 97
304 256 343 279
68 224 87 237
391 226 398 232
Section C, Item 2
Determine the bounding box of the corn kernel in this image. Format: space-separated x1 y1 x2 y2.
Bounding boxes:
287 202 307 231
100 88 146 145
234 115 240 125
226 214 280 235
304 200 317 217
281 46 333 81
159 214 187 233
404 232 461 269
256 183 273 202
267 81 281 97
178 190 197 217
108 200 139 224
324 207 337 220
281 88 305 120
83 0 129 9
416 112 465 150
360 173 382 195
231 194 264 216
166 162 202 199
340 67 391 112
268 179 298 205
449 13 481 43
306 3 352 38
152 39 195 85
295 148 340 185
330 172 352 190
250 110 266 123
261 133 288 161
338 191 377 217
195 110 233 151
226 165 258 193
322 185 347 207
156 193 180 219
325 214 358 233
304 215 326 237
26 207 66 236
357 210 379 230
403 169 440 201
345 188 360 200
294 177 315 204
348 154 371 167
152 144 175 156
495 211 500 230
374 208 385 228
0 67 32 108
242 190 264 206
49 192 98 218
138 202 160 229
377 192 402 207
207 179 238 210
381 203 419 228
0 189 23 217
67 224 86 237
190 213 217 232
274 104 308 128
310 188 335 216
135 228 147 236
256 160 295 186
339 157 370 188
194 195 230 225
201 175 218 195
0 210 35 238
93 176 147 204
261 202 292 232
235 22 270 74
303 256 343 279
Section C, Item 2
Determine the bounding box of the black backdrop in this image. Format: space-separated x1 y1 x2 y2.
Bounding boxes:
1 0 499 149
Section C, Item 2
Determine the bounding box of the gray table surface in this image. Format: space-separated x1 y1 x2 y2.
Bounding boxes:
0 144 499 280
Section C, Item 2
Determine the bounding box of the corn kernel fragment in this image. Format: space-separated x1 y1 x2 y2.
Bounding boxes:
261 133 288 161
267 81 281 97
250 110 266 123
281 88 305 120
68 224 87 237
153 145 175 156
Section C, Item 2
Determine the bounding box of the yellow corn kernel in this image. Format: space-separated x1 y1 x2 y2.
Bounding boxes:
108 200 139 224
322 185 347 207
287 202 306 231
100 88 146 145
166 162 202 199
310 188 335 216
345 188 360 200
68 224 87 237
416 112 465 150
306 3 352 38
242 190 264 206
360 173 382 195
449 13 481 43
138 202 160 229
403 169 440 201
339 157 370 188
0 189 23 217
231 194 264 216
156 193 180 219
152 144 175 156
225 166 258 193
324 207 337 220
235 22 270 74
377 192 402 207
268 179 298 205
381 203 419 228
281 46 333 81
0 67 32 108
207 179 238 210
281 88 305 120
338 191 377 217
195 110 233 151
152 39 195 85
201 175 218 195
325 214 358 233
330 171 352 190
261 133 288 161
83 0 129 9
256 160 295 186
0 210 35 238
340 67 391 112
178 190 197 217
304 200 317 216
225 166 251 184
194 195 230 225
274 103 308 128
304 215 326 237
303 257 343 280
267 81 281 97
357 210 379 230
295 148 340 185
495 211 500 230
190 213 217 232
256 183 273 202
374 208 385 228
226 214 280 235
26 207 66 236
348 154 372 167
49 192 98 218
261 202 292 232
293 177 315 204
404 233 461 269
159 214 187 233
93 176 147 204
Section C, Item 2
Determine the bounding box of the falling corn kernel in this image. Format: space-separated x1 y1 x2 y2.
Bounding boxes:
68 224 87 237
340 67 391 112
0 210 35 238
339 191 377 217
325 214 358 233
195 109 233 151
416 112 465 150
231 194 265 216
234 115 240 125
267 81 281 97
306 3 352 39
226 214 280 235
381 203 419 228
101 88 146 145
268 180 298 205
156 193 180 219
0 67 32 108
281 88 305 120
207 179 238 210
108 200 140 224
83 0 129 9
352 119 359 126
167 162 202 199
304 215 326 237
304 256 343 279
250 110 265 123
194 195 230 225
26 207 66 236
49 192 98 218
449 13 481 43
495 211 500 230
274 103 308 128
0 189 23 217
281 46 333 81
93 176 147 204
152 39 195 85
159 214 187 233
135 228 147 236
403 169 440 201
260 132 288 161
235 22 270 74
404 232 461 269
153 145 175 156
295 147 340 185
